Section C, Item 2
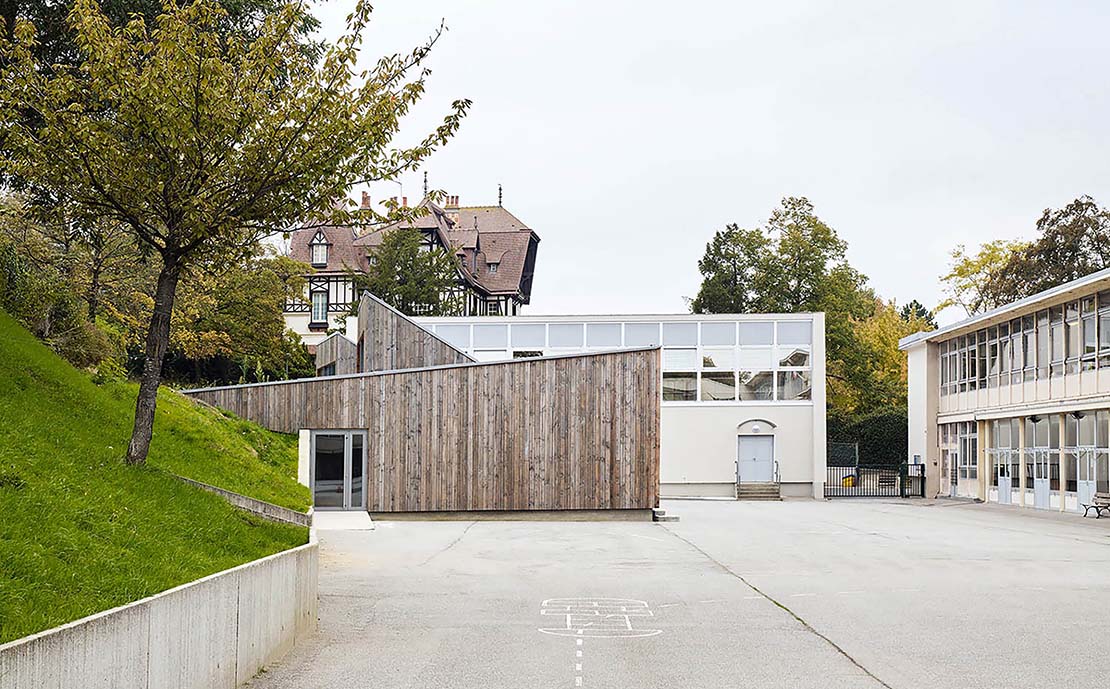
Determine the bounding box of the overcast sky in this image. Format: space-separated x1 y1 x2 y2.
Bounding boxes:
315 1 1110 324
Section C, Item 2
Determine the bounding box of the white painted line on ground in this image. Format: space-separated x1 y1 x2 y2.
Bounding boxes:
576 639 582 646
576 663 582 671
576 650 582 658
575 677 582 687
790 593 817 598
658 603 681 608
699 599 726 604
837 591 865 595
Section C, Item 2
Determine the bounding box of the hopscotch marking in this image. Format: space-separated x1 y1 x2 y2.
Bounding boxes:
540 598 662 688
538 598 662 639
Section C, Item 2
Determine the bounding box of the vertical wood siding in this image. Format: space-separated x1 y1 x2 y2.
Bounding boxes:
183 349 660 511
357 294 472 372
314 334 358 375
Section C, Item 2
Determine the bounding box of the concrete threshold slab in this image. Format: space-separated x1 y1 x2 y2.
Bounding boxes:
312 511 376 530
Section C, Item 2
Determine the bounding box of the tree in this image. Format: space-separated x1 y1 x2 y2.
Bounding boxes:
2 0 317 68
690 224 771 314
761 197 861 313
0 0 469 464
992 196 1110 300
350 229 464 316
899 299 936 328
939 197 1110 316
690 197 880 414
938 240 1028 317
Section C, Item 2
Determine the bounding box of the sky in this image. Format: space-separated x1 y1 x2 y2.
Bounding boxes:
314 1 1110 324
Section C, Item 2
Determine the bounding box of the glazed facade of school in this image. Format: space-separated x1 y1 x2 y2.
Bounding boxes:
415 313 828 498
904 268 1110 509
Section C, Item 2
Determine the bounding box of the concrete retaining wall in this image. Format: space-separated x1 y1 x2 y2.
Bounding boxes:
175 475 311 527
0 537 318 689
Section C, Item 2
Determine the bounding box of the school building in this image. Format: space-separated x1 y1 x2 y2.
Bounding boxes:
901 268 1110 510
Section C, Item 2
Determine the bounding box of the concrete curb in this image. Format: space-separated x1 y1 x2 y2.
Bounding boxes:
174 474 311 527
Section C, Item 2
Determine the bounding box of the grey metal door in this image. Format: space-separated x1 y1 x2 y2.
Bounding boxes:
738 435 775 483
1032 449 1050 509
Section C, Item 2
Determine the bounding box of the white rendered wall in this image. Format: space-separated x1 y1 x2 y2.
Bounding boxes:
661 404 814 494
905 341 941 496
283 312 347 348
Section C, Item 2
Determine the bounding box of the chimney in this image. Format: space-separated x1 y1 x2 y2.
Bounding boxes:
402 196 408 208
445 194 460 225
360 191 371 210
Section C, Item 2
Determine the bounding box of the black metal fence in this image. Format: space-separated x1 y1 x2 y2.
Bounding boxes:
825 463 926 498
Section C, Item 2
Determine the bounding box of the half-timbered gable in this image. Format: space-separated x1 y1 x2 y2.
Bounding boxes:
284 192 541 344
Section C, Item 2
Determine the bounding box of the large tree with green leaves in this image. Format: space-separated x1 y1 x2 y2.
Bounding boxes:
689 224 771 314
691 197 900 414
350 229 464 317
0 0 469 464
940 196 1110 317
938 239 1029 316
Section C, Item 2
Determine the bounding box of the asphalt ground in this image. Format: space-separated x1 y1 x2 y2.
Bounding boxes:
246 499 1110 689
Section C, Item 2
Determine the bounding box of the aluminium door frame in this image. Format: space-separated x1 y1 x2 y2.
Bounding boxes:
309 429 368 511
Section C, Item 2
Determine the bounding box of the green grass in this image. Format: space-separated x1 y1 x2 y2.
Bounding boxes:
0 310 311 643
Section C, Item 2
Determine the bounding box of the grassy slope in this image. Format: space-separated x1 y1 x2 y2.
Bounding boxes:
0 310 310 643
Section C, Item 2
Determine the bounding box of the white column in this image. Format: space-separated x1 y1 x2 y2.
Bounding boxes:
978 419 989 502
297 429 311 488
811 313 827 500
1058 413 1068 513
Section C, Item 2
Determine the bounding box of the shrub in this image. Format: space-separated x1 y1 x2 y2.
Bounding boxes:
828 406 908 467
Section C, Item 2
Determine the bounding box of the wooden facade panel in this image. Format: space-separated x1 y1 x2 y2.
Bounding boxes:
185 349 660 512
315 334 358 375
356 294 471 373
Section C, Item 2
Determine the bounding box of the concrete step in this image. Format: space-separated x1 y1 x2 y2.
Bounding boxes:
736 483 782 501
653 508 679 522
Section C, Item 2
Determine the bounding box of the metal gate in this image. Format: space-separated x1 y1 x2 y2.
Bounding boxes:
825 463 926 498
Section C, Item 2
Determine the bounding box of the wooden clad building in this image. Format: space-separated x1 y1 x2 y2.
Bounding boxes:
355 294 473 372
184 295 661 514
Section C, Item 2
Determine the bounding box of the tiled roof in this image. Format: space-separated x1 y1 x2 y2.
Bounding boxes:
291 197 539 302
472 231 535 293
455 206 530 234
289 225 365 273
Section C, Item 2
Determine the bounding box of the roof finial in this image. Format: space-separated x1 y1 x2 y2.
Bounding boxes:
498 183 502 207
423 171 428 197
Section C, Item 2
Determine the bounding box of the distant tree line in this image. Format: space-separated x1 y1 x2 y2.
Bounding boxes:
691 197 934 420
940 196 1110 317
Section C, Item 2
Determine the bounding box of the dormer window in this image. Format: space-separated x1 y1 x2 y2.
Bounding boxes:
309 231 329 267
488 263 499 274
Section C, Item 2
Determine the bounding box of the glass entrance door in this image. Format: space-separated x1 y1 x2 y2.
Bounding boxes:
1032 449 1051 509
1076 448 1098 507
996 450 1012 504
311 431 367 510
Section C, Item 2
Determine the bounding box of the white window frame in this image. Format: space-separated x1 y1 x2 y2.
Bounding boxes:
311 290 328 324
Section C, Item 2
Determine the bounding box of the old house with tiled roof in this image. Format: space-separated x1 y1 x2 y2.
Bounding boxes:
284 194 540 346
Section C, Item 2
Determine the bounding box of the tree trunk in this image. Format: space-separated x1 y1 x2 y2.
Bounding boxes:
125 258 181 466
86 261 102 321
